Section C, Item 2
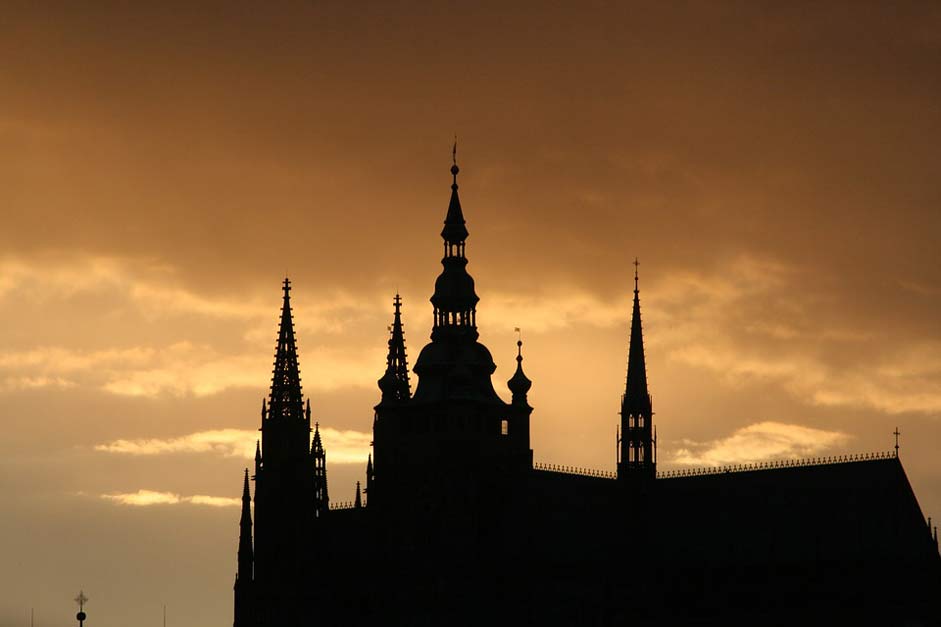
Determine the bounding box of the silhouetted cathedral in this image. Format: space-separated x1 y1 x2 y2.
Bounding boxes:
234 159 941 626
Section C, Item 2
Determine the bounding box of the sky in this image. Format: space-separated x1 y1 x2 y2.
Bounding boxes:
2 1 941 625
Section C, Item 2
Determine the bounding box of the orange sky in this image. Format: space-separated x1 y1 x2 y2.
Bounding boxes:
2 3 941 625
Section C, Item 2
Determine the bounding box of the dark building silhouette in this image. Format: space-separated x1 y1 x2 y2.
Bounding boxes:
234 159 941 626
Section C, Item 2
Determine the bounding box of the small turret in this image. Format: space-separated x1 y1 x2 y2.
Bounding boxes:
312 422 329 518
508 339 532 405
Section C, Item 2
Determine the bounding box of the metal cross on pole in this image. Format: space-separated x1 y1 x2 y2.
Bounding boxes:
893 427 901 457
74 591 88 627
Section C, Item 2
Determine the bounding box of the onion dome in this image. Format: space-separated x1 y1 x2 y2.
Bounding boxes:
508 339 532 404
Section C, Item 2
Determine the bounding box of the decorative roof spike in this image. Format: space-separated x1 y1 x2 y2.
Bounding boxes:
354 481 362 509
237 468 253 583
508 335 532 404
378 293 412 402
312 421 324 455
623 259 651 416
268 277 304 421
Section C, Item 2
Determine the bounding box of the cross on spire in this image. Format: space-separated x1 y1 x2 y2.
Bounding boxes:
633 257 640 291
894 427 901 457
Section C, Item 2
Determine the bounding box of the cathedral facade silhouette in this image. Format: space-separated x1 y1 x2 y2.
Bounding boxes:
233 160 941 626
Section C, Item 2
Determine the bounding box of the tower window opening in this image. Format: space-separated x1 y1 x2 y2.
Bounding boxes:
501 419 509 436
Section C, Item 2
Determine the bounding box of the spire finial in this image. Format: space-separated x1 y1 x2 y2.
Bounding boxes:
894 426 901 457
451 136 459 185
633 257 640 292
514 327 523 361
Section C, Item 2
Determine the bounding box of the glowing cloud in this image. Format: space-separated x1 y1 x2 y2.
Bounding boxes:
96 427 372 464
100 490 181 506
670 421 850 467
100 490 240 507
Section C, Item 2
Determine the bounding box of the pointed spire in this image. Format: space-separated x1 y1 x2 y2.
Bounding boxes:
354 481 362 508
623 259 651 416
618 259 655 482
312 422 329 517
237 468 253 583
312 421 324 455
254 440 261 469
269 277 304 421
508 336 532 405
365 453 373 495
442 139 468 244
378 293 412 402
306 398 312 423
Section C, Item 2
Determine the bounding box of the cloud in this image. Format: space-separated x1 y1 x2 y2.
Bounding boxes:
669 421 850 467
0 375 77 391
96 427 372 464
100 490 240 507
671 341 941 415
1 252 939 416
0 341 384 398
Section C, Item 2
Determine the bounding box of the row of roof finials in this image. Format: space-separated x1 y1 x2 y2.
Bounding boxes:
534 450 899 480
326 451 900 510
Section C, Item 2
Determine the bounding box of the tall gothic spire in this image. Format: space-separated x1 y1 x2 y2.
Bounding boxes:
623 260 651 416
268 278 305 421
618 259 655 481
378 293 411 402
430 149 480 337
237 468 253 583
